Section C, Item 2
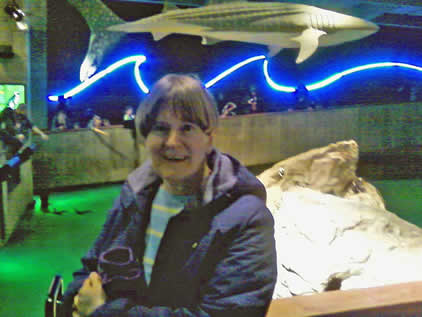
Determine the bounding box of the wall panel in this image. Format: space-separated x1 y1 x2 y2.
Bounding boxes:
32 103 422 191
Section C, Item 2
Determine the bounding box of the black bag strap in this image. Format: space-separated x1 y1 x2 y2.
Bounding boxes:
45 274 64 317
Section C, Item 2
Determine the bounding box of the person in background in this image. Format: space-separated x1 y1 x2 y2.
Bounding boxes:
51 109 71 131
216 92 237 118
73 122 81 129
14 103 49 142
87 114 110 136
0 102 48 155
246 86 259 114
292 83 318 111
88 114 110 128
220 101 237 118
63 73 277 317
88 114 102 129
123 106 135 122
123 106 136 136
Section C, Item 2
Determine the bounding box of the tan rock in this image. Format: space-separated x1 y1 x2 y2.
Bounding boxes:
258 140 422 298
258 140 385 211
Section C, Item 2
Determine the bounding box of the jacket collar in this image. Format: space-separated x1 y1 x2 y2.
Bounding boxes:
124 148 266 209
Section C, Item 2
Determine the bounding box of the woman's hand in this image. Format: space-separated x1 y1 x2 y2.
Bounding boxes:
73 272 107 317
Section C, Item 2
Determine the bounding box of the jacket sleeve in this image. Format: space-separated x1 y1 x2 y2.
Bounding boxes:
61 196 126 317
90 197 278 317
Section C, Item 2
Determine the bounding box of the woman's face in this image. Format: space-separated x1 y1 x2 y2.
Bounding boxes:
93 116 102 127
58 112 66 122
145 106 212 188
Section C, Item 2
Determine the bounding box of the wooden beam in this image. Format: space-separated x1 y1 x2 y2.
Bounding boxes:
267 280 422 317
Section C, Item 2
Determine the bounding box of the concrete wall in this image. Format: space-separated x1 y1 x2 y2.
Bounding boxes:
0 160 33 246
215 103 421 166
32 102 421 192
32 126 138 192
0 0 35 246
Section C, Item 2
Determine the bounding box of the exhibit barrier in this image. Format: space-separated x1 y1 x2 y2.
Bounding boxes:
32 102 421 192
0 155 33 246
266 280 422 317
32 126 139 192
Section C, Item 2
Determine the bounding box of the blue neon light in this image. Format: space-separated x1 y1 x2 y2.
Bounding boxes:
305 62 422 91
263 60 296 92
48 55 422 101
48 55 148 101
204 55 266 88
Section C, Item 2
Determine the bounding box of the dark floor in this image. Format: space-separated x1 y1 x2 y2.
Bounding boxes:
0 179 421 317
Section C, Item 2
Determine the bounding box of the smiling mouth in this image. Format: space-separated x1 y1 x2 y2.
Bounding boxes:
162 155 188 162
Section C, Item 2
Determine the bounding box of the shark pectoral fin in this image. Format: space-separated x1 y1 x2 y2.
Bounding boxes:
268 45 283 57
201 36 222 45
152 32 170 41
292 28 327 64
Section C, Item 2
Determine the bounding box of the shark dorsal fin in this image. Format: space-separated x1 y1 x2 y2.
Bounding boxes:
292 27 326 64
162 1 178 13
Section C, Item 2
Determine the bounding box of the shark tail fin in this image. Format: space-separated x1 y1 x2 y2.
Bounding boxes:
292 27 326 64
67 0 125 31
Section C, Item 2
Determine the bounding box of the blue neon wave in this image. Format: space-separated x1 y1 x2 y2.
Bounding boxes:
48 55 148 101
47 55 422 101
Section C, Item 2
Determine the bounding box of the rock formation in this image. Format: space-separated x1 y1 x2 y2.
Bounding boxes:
258 140 422 298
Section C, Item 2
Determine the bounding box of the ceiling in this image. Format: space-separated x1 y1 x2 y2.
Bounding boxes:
107 0 422 30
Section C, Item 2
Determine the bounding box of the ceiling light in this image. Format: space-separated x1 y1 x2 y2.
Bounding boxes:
4 1 28 31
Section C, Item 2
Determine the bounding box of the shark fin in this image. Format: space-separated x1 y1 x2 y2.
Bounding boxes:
292 28 326 64
162 1 179 13
267 45 283 57
67 0 124 31
201 36 222 45
152 32 170 41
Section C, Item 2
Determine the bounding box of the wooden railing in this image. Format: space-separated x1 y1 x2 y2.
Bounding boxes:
266 280 422 317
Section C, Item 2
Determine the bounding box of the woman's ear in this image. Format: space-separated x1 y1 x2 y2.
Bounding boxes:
206 130 214 154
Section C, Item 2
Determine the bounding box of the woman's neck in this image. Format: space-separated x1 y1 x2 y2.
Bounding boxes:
162 164 210 196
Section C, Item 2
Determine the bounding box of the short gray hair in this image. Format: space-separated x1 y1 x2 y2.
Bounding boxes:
136 74 219 140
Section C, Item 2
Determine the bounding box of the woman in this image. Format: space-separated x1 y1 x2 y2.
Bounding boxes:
64 74 277 317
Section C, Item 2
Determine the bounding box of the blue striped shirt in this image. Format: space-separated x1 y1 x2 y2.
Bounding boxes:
143 186 193 284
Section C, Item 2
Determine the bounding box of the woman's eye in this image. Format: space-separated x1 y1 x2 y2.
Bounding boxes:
152 124 168 133
181 124 194 133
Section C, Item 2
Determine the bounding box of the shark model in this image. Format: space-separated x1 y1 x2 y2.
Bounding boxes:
108 0 379 64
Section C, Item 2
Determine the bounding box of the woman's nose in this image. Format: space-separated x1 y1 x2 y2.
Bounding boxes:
165 129 182 146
